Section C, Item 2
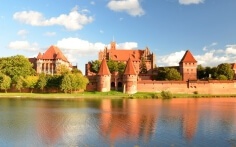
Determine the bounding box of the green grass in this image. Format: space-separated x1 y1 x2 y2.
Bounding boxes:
0 91 236 100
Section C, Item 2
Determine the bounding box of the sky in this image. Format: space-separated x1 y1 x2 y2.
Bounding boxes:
0 0 236 74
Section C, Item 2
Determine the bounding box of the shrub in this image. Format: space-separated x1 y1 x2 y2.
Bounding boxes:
161 90 173 99
193 91 198 94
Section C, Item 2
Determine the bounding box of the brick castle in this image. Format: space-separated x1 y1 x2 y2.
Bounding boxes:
30 42 236 94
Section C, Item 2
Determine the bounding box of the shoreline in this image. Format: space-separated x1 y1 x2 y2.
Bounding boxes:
1 92 236 100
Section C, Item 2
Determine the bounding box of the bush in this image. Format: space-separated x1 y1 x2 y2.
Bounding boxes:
193 91 198 94
161 90 173 99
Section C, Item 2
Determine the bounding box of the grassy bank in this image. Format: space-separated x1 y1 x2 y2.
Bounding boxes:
1 91 236 99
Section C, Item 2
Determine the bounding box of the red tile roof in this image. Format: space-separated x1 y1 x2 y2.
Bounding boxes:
98 58 111 75
109 50 143 61
124 58 137 75
179 50 197 63
38 45 69 62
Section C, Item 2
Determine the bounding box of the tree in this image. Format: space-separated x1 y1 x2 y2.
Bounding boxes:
197 64 205 79
23 76 39 93
217 75 228 80
216 63 234 80
165 68 182 80
37 73 47 91
90 60 101 73
118 62 126 74
60 74 72 93
0 74 11 93
107 60 118 73
56 64 70 75
139 57 147 74
71 68 82 74
0 55 35 83
15 76 24 93
155 67 181 80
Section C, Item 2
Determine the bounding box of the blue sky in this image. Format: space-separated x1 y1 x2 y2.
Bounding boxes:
0 0 236 74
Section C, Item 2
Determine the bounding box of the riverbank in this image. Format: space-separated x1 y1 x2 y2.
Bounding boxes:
1 91 236 99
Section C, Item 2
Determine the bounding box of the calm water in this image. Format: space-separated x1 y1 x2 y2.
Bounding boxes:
0 98 236 147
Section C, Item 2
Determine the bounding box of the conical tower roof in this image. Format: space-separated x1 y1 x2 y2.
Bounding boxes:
98 58 111 75
37 52 43 59
124 58 137 75
179 50 197 63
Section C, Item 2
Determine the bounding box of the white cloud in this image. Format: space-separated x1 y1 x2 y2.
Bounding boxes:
56 37 106 55
158 50 186 66
116 42 138 49
179 0 204 5
107 0 145 16
13 7 93 31
17 29 28 37
225 45 236 55
90 1 95 5
8 41 39 51
202 42 217 51
44 32 56 36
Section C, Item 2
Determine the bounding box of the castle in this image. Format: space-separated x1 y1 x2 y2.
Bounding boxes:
85 41 199 94
29 45 72 74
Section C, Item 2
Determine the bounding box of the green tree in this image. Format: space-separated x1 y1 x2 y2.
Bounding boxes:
60 74 72 93
90 60 101 73
0 74 11 93
46 75 63 89
37 73 47 91
23 76 39 93
107 60 118 73
15 76 24 92
71 67 82 74
217 75 228 80
165 68 182 80
197 64 205 79
118 62 126 74
155 67 181 80
56 64 71 75
0 55 35 83
216 63 234 80
139 57 147 74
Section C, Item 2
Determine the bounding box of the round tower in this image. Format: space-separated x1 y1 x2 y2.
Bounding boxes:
97 58 111 92
123 58 137 94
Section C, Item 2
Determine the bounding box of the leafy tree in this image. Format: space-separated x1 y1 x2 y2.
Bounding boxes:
23 76 39 93
74 73 89 90
37 73 47 91
216 63 234 80
118 62 126 74
197 64 205 79
0 74 11 93
56 64 71 75
156 67 181 80
156 67 167 80
46 75 63 88
90 60 101 73
15 76 24 92
0 55 35 83
165 68 182 80
217 75 228 80
60 74 73 93
139 57 147 74
71 67 82 74
107 60 118 73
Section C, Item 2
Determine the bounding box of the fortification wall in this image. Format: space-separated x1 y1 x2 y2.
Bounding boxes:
137 80 236 94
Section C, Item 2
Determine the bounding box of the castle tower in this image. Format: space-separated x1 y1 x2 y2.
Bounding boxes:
123 58 137 94
97 58 111 92
179 50 197 81
110 41 116 50
36 52 43 73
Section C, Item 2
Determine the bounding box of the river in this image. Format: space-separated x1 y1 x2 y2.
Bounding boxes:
0 98 236 146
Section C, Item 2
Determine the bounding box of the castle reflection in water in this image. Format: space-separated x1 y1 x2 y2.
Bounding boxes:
30 98 236 146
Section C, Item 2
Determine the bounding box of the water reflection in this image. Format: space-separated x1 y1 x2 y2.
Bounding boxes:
0 98 236 146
